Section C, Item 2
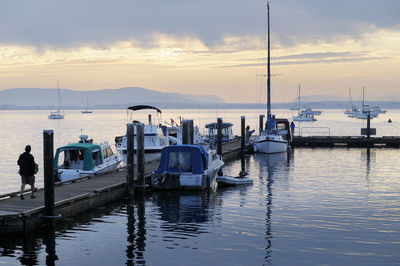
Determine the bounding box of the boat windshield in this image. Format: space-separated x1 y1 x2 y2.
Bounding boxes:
167 151 192 172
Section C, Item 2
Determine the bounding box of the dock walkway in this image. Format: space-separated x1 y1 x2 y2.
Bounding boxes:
0 139 243 235
292 136 400 147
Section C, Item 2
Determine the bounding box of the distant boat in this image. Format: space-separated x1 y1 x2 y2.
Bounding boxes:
347 87 384 119
48 81 65 119
292 84 316 122
81 97 93 114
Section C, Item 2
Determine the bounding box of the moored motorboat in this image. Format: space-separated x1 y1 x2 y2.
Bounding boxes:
204 122 236 143
151 145 224 190
54 135 122 182
115 105 169 165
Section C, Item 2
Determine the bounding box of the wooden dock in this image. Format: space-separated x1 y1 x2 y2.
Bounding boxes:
292 136 400 148
0 139 244 235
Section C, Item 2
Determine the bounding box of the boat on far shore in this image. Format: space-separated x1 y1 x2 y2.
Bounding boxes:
81 97 93 114
48 82 65 119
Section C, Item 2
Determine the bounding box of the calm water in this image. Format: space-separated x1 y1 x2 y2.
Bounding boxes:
1 109 400 265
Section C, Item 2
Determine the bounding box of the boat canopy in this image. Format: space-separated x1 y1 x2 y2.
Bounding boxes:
205 122 233 129
156 145 208 175
54 143 103 171
127 105 162 113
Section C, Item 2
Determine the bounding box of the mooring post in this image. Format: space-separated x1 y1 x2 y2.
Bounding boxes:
43 130 56 217
136 123 145 188
367 113 371 148
240 116 247 177
188 119 194 145
259 115 264 134
217 117 223 155
182 120 189 144
126 124 135 195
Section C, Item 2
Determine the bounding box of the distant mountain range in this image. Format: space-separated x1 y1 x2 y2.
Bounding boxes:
0 87 225 109
0 87 399 109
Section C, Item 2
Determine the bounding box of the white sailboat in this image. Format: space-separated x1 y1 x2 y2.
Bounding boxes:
253 2 289 154
292 84 316 122
48 82 65 119
81 97 93 114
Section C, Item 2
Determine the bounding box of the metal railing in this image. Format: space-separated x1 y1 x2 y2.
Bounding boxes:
299 127 331 136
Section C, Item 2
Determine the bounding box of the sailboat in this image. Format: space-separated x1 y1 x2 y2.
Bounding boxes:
253 2 289 154
48 82 65 119
81 97 93 114
293 84 316 121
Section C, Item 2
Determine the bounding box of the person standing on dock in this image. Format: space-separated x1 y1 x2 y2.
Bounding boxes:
17 145 37 200
290 121 295 138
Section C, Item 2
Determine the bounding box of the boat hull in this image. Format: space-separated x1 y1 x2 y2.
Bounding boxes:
57 160 121 182
253 138 288 154
151 167 221 190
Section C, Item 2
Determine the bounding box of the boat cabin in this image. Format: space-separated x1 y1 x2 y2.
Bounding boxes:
205 122 235 143
54 143 105 171
155 145 208 175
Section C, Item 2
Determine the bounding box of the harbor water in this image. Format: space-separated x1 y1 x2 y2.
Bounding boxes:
1 109 400 265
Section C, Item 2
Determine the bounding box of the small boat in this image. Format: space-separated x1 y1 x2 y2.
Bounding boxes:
115 105 169 165
81 97 93 114
216 175 253 186
54 135 123 182
300 107 322 116
151 145 224 190
292 84 317 122
48 82 65 119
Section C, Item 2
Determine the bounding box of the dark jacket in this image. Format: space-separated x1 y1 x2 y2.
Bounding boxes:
18 152 36 176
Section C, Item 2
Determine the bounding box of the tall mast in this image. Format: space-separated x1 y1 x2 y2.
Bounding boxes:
266 1 272 130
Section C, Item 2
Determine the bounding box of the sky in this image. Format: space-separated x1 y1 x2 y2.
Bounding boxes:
0 0 399 103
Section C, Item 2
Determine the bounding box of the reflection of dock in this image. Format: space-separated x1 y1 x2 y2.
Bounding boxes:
0 138 244 235
292 136 400 148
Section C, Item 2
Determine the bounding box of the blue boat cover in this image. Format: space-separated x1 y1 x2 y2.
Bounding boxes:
156 145 208 175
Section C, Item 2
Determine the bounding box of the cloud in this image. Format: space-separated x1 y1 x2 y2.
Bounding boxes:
0 0 399 49
217 51 385 68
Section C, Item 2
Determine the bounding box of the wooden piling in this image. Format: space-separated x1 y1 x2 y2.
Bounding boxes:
259 115 264 133
182 120 188 144
217 118 223 155
136 123 145 187
43 130 56 218
126 124 135 194
240 116 246 176
188 119 194 145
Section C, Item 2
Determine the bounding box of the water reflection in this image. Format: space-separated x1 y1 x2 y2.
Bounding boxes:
126 191 147 265
253 152 291 265
152 191 220 242
361 148 375 180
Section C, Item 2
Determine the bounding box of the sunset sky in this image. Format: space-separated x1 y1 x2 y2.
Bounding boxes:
0 0 399 103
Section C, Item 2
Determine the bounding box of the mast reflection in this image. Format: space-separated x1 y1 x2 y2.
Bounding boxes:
253 151 290 265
